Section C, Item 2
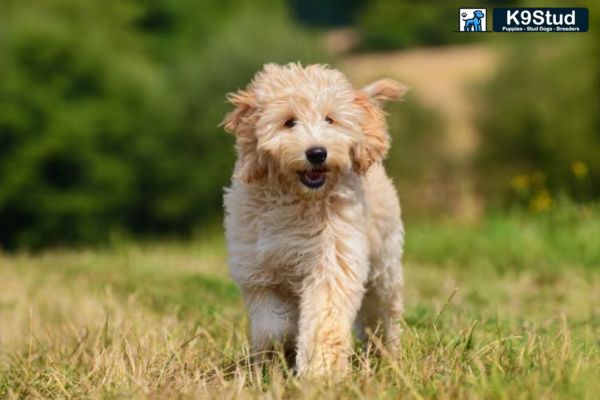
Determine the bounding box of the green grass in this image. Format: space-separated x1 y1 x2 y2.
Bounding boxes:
1 206 599 398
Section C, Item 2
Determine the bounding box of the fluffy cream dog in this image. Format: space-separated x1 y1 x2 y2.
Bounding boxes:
223 63 406 376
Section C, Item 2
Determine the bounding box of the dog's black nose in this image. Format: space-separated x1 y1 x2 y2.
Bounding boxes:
305 147 327 165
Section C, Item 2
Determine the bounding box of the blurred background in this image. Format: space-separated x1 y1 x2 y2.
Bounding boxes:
0 0 598 250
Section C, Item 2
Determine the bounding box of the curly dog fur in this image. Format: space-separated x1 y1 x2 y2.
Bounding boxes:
222 63 407 376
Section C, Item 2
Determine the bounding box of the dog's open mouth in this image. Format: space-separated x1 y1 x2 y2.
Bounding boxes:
299 168 327 189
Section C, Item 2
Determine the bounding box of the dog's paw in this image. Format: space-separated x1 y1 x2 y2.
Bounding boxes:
296 352 350 380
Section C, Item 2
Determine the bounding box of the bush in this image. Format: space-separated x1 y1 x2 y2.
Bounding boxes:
358 0 530 51
476 31 600 208
0 0 325 249
358 0 462 50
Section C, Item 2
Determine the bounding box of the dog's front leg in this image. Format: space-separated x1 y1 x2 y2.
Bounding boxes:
243 286 298 363
295 246 367 377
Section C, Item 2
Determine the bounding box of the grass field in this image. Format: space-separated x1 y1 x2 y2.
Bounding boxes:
1 205 600 399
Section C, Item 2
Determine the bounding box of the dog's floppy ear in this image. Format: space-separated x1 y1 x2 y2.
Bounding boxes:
361 79 408 105
351 79 407 175
351 92 390 175
222 89 257 135
221 89 266 183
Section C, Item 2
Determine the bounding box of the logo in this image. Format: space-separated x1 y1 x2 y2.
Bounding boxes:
493 8 589 32
459 8 487 32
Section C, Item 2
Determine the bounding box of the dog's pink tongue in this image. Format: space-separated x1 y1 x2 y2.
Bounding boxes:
306 171 324 181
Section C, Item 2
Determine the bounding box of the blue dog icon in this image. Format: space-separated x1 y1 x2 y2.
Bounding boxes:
463 10 485 31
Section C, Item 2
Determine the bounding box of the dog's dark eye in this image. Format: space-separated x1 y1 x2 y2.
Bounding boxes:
325 116 334 124
284 119 296 128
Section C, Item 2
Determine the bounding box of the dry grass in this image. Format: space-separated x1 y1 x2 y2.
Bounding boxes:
1 214 600 399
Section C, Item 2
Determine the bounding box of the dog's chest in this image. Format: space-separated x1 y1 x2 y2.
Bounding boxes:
255 202 325 277
225 180 368 287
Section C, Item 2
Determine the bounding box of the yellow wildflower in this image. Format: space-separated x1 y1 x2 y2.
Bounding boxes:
530 190 553 213
511 174 529 192
572 161 588 178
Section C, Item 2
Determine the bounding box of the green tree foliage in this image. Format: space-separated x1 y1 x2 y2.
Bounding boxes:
358 0 522 50
359 0 462 50
0 0 325 249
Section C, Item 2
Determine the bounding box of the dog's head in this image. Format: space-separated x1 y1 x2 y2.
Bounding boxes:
222 63 406 194
474 10 485 19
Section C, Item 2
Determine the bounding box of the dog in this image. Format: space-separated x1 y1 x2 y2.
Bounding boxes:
222 63 406 376
463 10 485 31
